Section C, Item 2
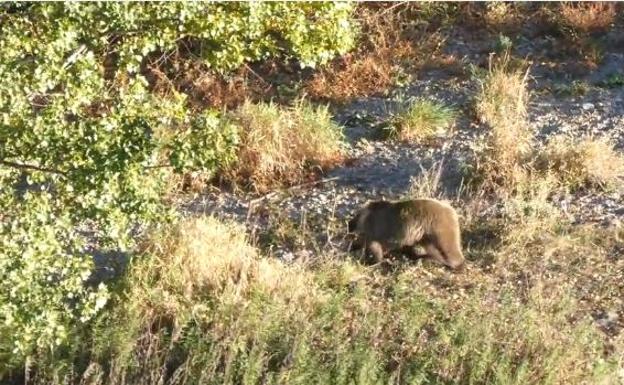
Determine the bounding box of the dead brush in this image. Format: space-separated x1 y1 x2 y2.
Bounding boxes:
535 135 624 191
559 2 617 34
223 99 345 192
144 52 271 109
306 4 442 102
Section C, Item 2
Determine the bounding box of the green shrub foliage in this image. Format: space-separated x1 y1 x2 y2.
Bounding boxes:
0 1 355 369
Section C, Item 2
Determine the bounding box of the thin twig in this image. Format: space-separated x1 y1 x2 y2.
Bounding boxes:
143 163 174 170
247 176 341 207
243 64 270 86
0 160 67 176
433 140 450 194
377 1 410 16
62 44 87 70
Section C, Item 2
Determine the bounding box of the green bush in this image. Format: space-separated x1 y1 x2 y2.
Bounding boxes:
0 2 355 370
0 194 109 370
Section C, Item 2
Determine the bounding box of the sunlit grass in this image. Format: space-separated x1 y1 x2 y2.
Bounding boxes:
389 98 456 142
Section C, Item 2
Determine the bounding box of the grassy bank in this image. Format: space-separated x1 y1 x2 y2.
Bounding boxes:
17 212 622 385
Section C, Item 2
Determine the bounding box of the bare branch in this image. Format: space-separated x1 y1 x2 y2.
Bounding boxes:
0 160 67 176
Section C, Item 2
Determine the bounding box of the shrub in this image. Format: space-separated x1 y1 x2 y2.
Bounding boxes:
536 135 624 191
225 100 345 191
0 194 109 372
167 110 240 175
0 82 240 371
389 98 456 142
471 53 533 192
0 1 355 369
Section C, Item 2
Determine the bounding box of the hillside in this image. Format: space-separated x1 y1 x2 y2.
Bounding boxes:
1 3 623 384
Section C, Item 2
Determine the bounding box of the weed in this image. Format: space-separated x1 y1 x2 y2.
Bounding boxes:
553 80 590 96
600 73 624 88
388 98 456 142
494 33 513 53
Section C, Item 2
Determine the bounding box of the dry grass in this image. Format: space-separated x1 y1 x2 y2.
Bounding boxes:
137 217 258 299
476 54 530 138
408 161 447 200
137 217 316 305
87 217 323 384
389 98 456 142
559 2 617 34
495 176 563 263
471 53 533 192
306 5 442 103
224 100 345 192
536 135 624 191
113 215 623 384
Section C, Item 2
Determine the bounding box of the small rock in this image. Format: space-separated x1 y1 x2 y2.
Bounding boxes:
595 311 619 330
279 250 295 263
582 102 595 111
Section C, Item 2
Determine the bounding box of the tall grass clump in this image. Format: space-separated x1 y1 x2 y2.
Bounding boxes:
132 217 319 312
225 100 345 191
390 98 456 142
535 135 624 191
471 53 533 192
